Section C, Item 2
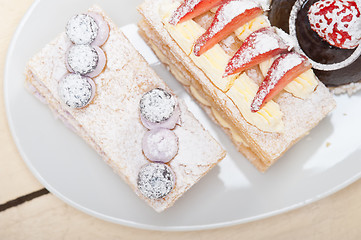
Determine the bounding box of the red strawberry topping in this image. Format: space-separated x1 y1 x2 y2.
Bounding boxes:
193 0 263 56
251 52 312 112
224 27 289 77
169 0 224 25
308 0 361 49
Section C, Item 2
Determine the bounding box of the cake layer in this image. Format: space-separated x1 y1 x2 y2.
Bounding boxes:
138 19 268 172
138 0 336 170
25 5 226 212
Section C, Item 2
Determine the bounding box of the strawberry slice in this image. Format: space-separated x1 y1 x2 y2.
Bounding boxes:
251 52 312 112
169 0 224 25
193 0 263 56
224 27 289 77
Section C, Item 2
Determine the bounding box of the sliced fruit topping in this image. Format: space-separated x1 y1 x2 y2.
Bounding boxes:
224 27 289 77
260 56 319 99
169 0 224 25
162 16 238 92
226 73 284 133
193 0 263 56
66 44 99 76
251 52 312 112
308 0 361 49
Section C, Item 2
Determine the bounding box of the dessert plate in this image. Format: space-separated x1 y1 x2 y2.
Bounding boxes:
4 0 361 231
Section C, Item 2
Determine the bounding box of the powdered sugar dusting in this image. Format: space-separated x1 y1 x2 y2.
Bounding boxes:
212 0 259 33
138 0 336 171
251 53 305 111
67 44 99 75
169 0 201 25
140 88 176 123
137 163 175 200
140 104 181 129
66 14 98 45
275 27 296 51
26 5 226 212
226 28 287 75
142 128 179 163
58 73 94 108
139 88 180 199
269 53 304 84
194 0 260 55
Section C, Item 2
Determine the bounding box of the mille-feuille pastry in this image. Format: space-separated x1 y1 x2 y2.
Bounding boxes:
268 0 361 95
25 5 226 212
137 0 337 172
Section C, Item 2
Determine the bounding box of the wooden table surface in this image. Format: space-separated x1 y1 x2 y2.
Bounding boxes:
1 0 361 239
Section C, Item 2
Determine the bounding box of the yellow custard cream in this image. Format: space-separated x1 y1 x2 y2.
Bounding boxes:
161 5 238 92
160 2 285 133
235 15 271 41
259 57 318 99
211 108 249 147
190 86 211 106
146 38 192 86
227 73 284 132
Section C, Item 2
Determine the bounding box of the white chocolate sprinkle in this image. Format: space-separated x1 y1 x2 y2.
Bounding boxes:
140 88 176 123
67 44 99 75
58 73 94 109
66 14 99 45
137 163 175 200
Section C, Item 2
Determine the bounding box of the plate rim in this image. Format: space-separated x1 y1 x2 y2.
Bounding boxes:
4 0 361 231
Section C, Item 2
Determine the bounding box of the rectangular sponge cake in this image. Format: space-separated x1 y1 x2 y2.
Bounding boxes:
137 0 336 172
25 5 226 212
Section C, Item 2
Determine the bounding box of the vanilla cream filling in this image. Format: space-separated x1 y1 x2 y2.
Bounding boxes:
213 3 318 99
191 84 250 146
160 1 285 133
190 85 211 106
259 57 318 99
148 45 249 144
158 51 249 144
227 73 284 132
235 15 271 41
162 65 250 146
161 3 238 92
147 39 192 86
211 108 249 147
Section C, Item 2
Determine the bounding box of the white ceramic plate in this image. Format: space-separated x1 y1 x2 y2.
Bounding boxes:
4 0 361 231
